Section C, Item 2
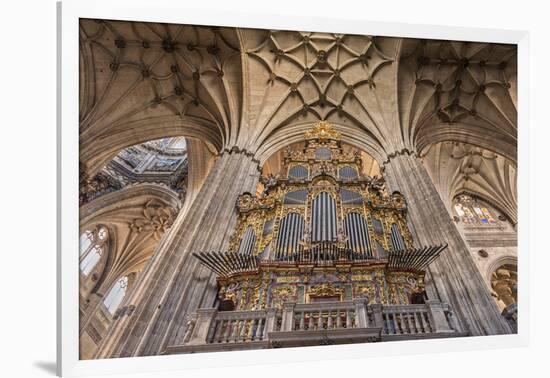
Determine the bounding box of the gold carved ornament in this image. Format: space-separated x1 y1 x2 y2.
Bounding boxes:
304 121 341 142
243 279 263 310
305 283 345 303
270 285 298 309
354 284 377 304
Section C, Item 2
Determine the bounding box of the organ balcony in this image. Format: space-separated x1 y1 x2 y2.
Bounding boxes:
163 243 465 354
165 299 463 354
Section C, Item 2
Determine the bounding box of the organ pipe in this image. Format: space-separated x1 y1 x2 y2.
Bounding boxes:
390 223 406 251
275 212 305 257
343 212 372 255
311 192 337 242
237 226 256 256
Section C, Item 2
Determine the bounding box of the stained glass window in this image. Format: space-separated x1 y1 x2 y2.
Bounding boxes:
453 195 497 225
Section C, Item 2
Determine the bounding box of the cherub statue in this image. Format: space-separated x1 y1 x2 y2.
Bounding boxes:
260 174 277 196
369 175 386 195
299 227 312 249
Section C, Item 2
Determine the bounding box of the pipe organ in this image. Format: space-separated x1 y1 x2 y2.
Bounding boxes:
193 122 447 311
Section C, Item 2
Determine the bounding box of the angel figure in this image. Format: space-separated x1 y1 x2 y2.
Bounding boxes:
260 174 277 196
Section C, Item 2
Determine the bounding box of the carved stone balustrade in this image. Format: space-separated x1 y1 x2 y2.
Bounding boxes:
378 300 457 340
163 300 465 354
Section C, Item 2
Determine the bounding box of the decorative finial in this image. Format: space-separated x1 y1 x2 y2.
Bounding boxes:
304 121 341 141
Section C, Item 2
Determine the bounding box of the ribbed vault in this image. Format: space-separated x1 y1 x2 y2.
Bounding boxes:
422 141 517 224
240 30 397 155
79 19 243 175
79 19 518 178
398 39 517 160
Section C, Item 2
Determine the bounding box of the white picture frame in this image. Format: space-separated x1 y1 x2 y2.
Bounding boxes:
58 0 530 376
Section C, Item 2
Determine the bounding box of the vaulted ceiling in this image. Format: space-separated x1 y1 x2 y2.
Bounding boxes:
79 19 242 174
422 142 517 224
399 39 517 163
79 19 517 208
239 30 397 158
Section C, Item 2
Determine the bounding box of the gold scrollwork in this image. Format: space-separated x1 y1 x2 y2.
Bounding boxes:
354 284 377 304
305 283 344 303
271 285 298 309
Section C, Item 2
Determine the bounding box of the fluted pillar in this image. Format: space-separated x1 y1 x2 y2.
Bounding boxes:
94 151 261 358
383 153 513 336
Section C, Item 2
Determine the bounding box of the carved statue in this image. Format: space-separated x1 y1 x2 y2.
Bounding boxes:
260 174 277 196
369 175 386 195
301 227 312 246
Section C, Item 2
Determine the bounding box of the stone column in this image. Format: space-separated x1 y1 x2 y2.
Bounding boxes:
186 309 217 345
353 299 368 328
370 304 383 329
281 303 296 332
94 151 261 358
264 308 278 338
426 300 453 333
383 153 512 336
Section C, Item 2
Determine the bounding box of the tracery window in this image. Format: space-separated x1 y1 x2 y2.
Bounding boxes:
103 276 129 314
453 194 497 225
79 226 109 276
80 247 102 275
79 231 93 256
